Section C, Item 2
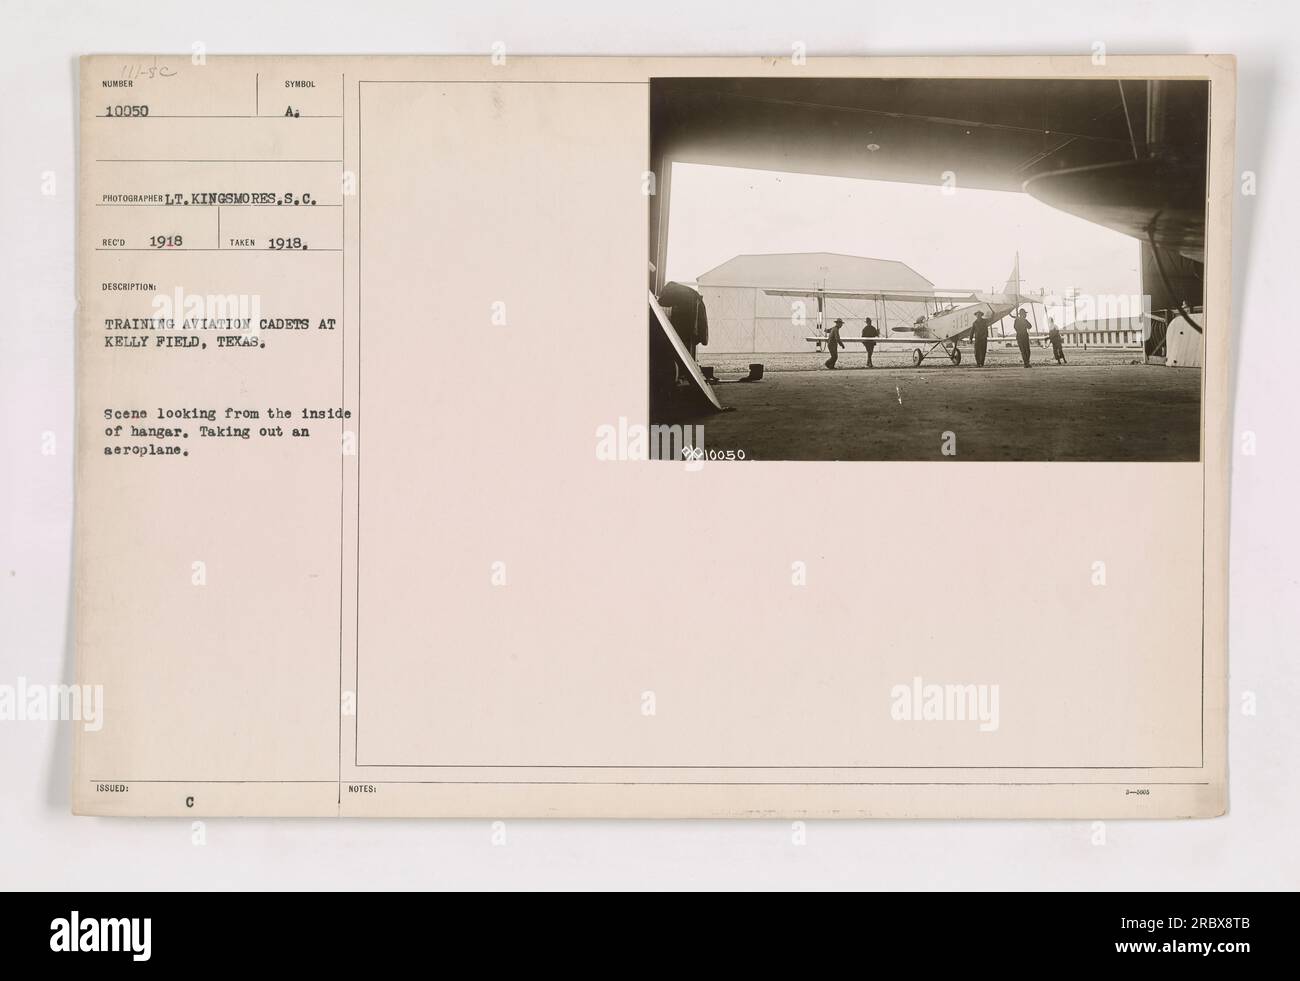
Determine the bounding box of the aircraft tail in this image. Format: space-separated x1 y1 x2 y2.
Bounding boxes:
1002 253 1021 300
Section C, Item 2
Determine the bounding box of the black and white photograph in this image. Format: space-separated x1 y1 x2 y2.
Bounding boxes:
650 77 1209 461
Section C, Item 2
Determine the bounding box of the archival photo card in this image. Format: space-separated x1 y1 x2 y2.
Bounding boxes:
72 54 1231 818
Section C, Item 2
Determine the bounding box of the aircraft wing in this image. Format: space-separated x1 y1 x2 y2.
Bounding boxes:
805 336 933 344
769 288 979 303
806 334 1055 344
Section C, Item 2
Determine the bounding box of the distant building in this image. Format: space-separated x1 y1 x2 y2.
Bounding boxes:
1060 315 1145 347
694 252 933 353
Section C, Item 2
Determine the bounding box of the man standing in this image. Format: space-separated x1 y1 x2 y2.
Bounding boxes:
861 317 879 368
1048 321 1067 364
971 311 989 367
1012 307 1033 367
825 318 844 369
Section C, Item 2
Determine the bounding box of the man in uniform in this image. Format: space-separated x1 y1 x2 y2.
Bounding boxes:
1048 321 1067 364
971 310 990 367
825 318 845 369
861 317 879 368
1012 307 1033 367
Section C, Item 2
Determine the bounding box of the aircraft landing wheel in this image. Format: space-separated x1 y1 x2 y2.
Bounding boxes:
951 348 962 365
912 348 923 367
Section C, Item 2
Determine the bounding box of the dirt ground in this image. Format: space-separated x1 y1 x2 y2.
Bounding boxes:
675 347 1201 461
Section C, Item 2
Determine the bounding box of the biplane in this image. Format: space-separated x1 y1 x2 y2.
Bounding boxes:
766 256 1053 366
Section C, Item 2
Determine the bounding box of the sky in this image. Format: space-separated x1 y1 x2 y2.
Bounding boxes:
664 163 1144 324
